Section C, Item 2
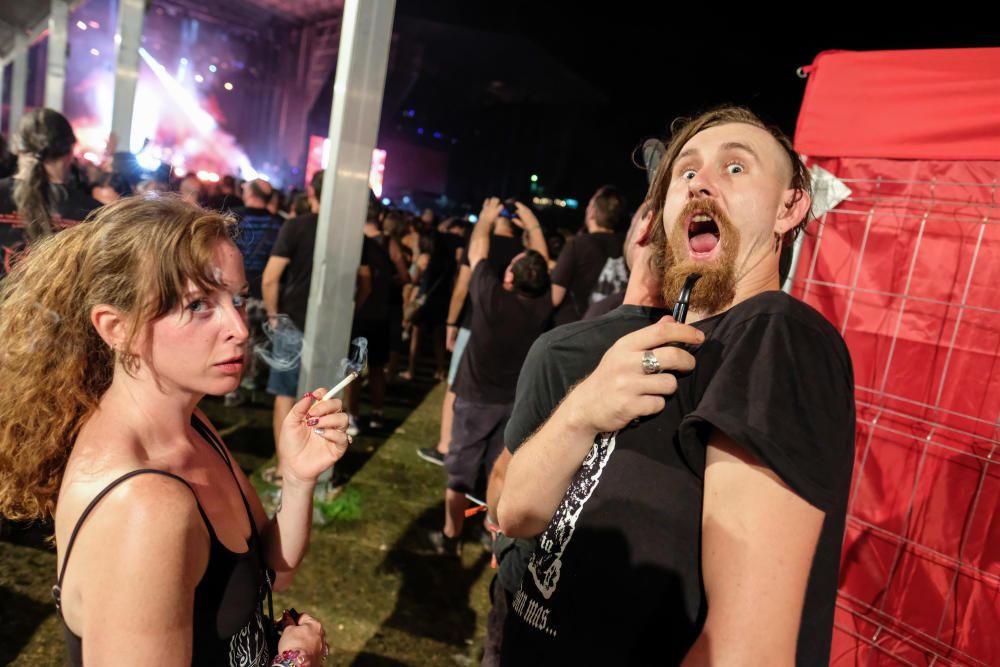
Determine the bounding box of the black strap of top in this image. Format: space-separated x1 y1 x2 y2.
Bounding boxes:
189 416 261 548
190 416 276 628
52 468 206 614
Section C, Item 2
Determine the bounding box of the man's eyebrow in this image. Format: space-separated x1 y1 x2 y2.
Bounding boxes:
720 141 760 162
677 147 698 162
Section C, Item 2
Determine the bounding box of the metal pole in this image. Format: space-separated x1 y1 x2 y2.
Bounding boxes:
45 0 70 112
0 62 6 135
299 0 394 500
301 0 395 396
9 40 29 133
110 0 146 151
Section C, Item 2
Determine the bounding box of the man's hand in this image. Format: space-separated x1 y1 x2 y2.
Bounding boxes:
512 201 549 260
478 197 504 227
511 202 540 230
565 316 704 433
499 316 705 538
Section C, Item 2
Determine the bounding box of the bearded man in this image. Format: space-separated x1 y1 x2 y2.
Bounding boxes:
496 107 856 665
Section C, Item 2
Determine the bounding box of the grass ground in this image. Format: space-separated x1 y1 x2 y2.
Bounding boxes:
0 369 496 666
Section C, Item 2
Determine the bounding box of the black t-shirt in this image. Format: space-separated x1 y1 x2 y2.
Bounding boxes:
269 213 317 331
451 262 553 405
356 235 393 322
505 304 668 453
551 231 626 327
582 289 625 320
457 232 525 329
0 176 100 224
0 177 101 278
496 305 667 594
501 291 855 666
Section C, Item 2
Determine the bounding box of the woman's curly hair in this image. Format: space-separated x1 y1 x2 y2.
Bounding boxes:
0 194 235 521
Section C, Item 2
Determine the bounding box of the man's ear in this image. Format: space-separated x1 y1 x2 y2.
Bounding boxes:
635 211 656 246
91 304 128 350
775 189 811 237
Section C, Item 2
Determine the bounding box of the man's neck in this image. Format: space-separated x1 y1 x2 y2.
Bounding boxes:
622 266 668 309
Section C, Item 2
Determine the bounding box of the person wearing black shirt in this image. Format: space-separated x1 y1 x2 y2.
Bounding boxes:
430 198 553 556
498 107 855 665
262 170 324 446
0 109 100 277
347 213 410 430
550 185 627 326
417 211 529 466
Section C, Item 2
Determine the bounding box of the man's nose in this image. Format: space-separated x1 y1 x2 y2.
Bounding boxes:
686 168 716 199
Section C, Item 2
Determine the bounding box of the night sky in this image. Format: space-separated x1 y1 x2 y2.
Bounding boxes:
392 2 998 212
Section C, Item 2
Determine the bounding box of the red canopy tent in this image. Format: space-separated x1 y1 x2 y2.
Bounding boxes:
790 48 1000 666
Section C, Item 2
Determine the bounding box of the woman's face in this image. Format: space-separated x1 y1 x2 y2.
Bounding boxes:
142 240 250 397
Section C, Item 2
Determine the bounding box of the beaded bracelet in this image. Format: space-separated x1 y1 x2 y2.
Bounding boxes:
271 649 306 667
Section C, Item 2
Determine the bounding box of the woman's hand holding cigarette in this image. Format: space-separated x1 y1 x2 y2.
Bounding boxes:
277 389 352 485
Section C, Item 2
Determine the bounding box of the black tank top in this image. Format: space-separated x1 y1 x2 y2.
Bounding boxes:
54 416 273 666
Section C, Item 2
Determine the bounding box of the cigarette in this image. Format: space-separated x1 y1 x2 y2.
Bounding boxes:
322 371 358 401
464 493 487 507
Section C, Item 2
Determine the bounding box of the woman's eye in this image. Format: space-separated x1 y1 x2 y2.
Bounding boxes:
186 299 207 313
680 169 697 180
234 294 249 309
726 163 745 175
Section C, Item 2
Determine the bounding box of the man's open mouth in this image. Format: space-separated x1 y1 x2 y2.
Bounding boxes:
687 211 721 256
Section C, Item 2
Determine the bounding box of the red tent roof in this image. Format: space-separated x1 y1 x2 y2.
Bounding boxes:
795 48 1000 161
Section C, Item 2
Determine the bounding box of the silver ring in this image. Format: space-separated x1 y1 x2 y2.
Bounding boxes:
641 350 660 374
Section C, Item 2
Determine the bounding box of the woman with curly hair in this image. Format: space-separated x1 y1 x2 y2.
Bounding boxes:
0 194 347 665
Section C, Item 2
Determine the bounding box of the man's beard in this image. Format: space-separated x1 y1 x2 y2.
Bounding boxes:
661 199 741 316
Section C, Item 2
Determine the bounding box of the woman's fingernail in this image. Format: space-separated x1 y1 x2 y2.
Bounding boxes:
306 417 319 426
313 428 325 435
303 392 314 399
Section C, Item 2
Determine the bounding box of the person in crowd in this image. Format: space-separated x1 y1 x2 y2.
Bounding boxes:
226 179 285 406
262 170 325 447
381 211 413 385
0 108 100 246
207 174 241 212
497 106 854 665
345 209 409 432
580 201 652 320
429 198 552 556
550 185 627 326
0 194 344 665
179 173 203 206
289 192 312 219
234 178 284 301
416 205 528 466
401 218 464 382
